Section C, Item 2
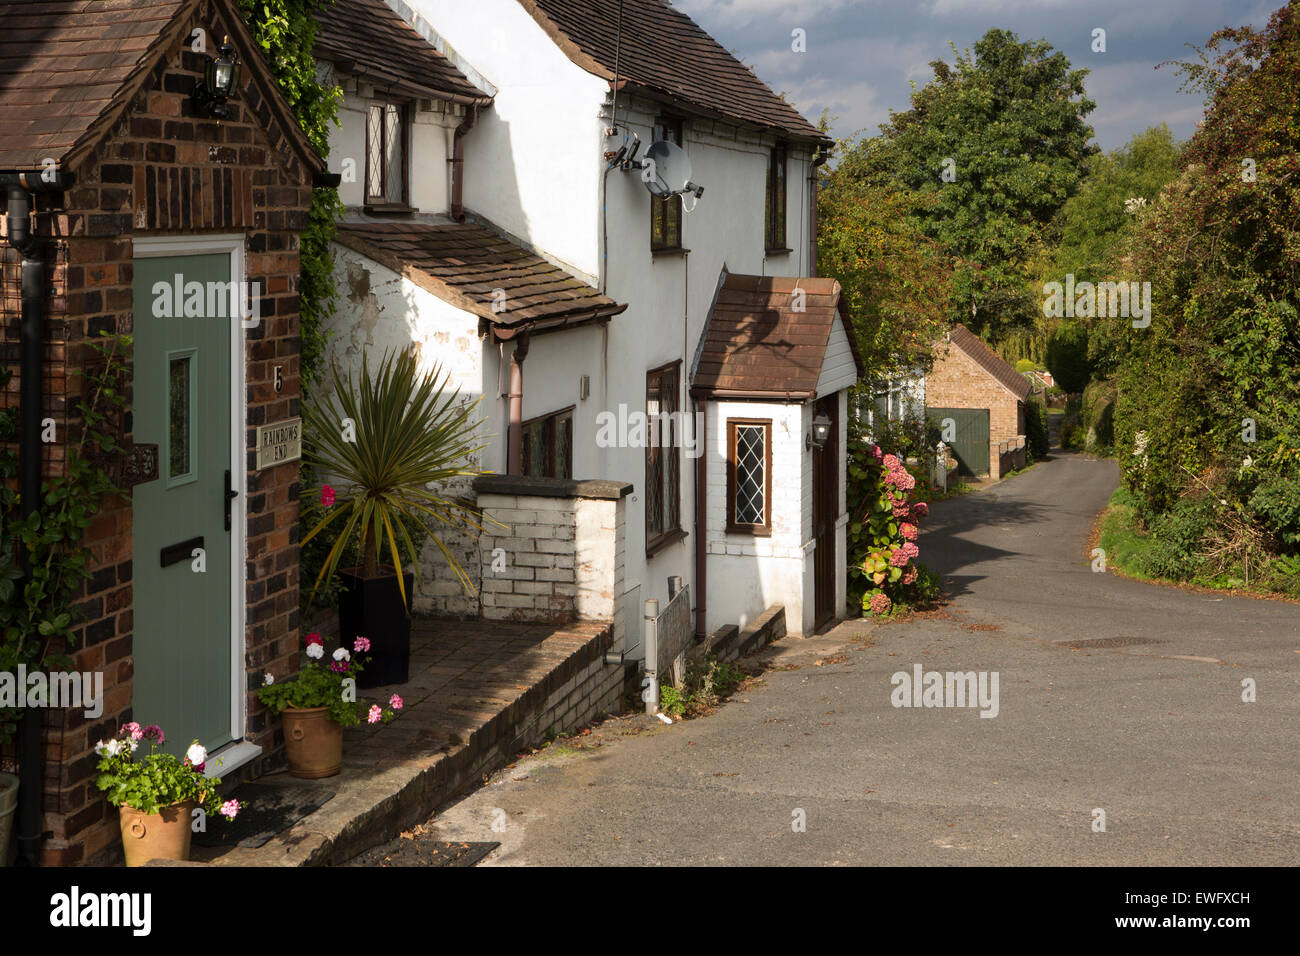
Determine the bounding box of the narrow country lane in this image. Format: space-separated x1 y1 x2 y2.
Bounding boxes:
395 452 1300 866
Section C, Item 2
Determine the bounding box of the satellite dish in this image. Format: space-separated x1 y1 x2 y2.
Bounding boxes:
641 140 694 198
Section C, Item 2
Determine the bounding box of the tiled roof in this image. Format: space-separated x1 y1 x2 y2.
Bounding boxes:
692 274 862 398
947 323 1033 400
0 0 187 169
520 0 828 144
314 0 490 105
0 0 323 174
335 221 627 334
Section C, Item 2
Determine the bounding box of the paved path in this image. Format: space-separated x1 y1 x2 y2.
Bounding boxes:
408 452 1300 865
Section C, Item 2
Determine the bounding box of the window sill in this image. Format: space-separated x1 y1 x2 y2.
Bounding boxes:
646 527 688 558
652 247 690 259
725 524 772 538
764 246 793 256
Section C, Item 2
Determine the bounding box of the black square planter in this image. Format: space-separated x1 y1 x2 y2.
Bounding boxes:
337 567 414 689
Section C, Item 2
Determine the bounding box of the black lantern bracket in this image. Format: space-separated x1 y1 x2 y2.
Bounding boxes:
192 37 241 119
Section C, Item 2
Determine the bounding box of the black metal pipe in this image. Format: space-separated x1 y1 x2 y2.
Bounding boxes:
3 169 74 867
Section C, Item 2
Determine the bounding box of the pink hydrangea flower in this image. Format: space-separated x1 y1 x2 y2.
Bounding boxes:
892 502 911 518
903 566 918 586
912 501 929 519
219 800 240 820
900 522 918 541
321 484 335 508
882 454 901 471
121 721 143 741
353 636 371 653
890 548 911 568
869 593 892 615
389 694 403 710
870 444 883 460
367 705 382 724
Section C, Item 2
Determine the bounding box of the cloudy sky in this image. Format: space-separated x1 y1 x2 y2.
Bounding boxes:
676 0 1280 152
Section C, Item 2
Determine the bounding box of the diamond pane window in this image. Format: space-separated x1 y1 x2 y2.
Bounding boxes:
728 420 772 533
366 101 406 205
522 408 573 479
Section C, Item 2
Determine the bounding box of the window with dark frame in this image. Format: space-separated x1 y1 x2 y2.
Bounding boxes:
650 117 684 252
645 363 682 549
727 419 773 534
765 144 787 251
365 100 408 207
521 407 574 480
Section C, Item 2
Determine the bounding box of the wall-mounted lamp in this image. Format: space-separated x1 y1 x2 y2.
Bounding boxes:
192 38 241 119
808 412 832 451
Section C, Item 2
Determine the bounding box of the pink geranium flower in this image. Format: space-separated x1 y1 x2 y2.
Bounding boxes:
354 636 371 653
389 694 403 710
121 721 143 741
321 484 335 507
143 724 165 744
367 705 382 724
219 800 240 820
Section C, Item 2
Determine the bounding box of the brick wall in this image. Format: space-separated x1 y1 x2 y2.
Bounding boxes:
0 5 315 864
924 341 1025 479
474 476 631 625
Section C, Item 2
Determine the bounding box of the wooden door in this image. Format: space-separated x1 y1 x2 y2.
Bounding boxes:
812 395 839 629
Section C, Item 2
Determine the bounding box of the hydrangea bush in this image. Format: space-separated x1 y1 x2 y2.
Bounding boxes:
847 434 940 617
257 633 402 727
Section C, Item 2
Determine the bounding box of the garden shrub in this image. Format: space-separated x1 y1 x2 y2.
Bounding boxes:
1080 379 1116 451
847 434 936 617
1136 496 1217 580
1024 397 1050 462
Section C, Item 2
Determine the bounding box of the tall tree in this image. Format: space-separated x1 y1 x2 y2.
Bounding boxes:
844 29 1096 341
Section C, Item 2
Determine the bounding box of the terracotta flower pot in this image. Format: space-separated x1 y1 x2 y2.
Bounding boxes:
118 800 196 867
282 705 343 778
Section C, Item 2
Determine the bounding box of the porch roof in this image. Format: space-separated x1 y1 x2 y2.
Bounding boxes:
335 220 627 338
691 273 864 400
0 0 324 174
314 0 492 106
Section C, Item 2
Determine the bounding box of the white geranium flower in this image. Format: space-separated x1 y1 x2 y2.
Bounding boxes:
306 642 324 660
263 673 275 686
126 739 139 753
186 743 207 766
332 648 350 662
94 739 119 757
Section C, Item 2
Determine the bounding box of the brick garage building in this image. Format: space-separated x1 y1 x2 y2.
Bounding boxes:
924 324 1032 480
0 0 324 864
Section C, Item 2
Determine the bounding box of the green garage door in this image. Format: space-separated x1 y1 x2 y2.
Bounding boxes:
926 407 990 476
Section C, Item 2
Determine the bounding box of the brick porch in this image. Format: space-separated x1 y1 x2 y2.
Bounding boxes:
196 616 628 866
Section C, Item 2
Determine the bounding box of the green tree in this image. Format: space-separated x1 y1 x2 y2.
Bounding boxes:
1105 3 1300 565
1045 322 1093 395
843 29 1096 341
817 156 953 380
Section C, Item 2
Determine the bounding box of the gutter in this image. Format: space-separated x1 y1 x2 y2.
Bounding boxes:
808 143 830 277
2 168 76 868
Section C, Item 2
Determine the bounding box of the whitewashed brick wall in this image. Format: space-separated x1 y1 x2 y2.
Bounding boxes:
475 476 631 624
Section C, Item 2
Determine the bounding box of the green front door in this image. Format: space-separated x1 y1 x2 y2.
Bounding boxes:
132 252 234 755
926 406 990 476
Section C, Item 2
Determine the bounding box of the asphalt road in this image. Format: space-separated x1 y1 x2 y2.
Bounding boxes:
412 451 1300 865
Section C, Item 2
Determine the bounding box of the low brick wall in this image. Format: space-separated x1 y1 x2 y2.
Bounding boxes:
474 475 631 625
689 605 787 666
996 437 1027 479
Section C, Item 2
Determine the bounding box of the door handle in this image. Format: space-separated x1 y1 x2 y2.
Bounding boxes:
224 469 238 531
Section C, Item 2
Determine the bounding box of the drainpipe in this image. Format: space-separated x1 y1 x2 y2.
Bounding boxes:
808 144 830 277
506 332 530 475
450 105 478 222
693 399 707 640
3 168 75 867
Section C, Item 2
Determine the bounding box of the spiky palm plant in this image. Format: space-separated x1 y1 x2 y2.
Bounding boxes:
301 347 491 608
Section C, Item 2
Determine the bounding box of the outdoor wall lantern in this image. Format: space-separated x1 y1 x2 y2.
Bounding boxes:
809 412 832 451
192 38 241 119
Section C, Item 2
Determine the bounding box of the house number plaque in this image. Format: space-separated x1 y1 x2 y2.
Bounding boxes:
255 418 302 470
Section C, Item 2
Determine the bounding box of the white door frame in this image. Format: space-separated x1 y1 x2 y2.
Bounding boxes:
131 234 259 772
